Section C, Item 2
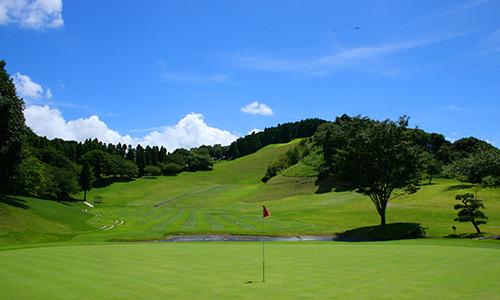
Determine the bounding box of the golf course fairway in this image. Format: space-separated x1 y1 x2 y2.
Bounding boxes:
1 239 499 299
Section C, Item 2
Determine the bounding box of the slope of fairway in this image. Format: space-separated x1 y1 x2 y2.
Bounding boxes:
0 196 93 247
2 139 500 246
0 239 499 299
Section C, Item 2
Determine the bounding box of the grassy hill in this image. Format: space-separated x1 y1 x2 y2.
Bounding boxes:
1 139 500 247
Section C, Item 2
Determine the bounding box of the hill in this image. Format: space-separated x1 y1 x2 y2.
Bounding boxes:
1 139 499 247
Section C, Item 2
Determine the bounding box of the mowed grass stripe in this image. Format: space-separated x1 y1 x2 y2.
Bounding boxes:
166 210 192 231
137 208 175 225
181 210 198 231
205 212 225 231
134 208 165 220
219 214 258 231
151 210 182 231
212 214 240 231
195 211 212 231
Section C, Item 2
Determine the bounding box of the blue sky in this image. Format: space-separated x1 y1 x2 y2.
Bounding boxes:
1 0 499 150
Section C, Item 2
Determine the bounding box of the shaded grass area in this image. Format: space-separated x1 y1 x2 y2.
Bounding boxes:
335 222 427 241
0 240 499 299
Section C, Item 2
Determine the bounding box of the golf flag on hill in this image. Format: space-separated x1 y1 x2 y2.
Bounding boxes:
263 206 270 217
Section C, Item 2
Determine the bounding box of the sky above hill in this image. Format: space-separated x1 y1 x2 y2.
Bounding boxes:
1 0 499 150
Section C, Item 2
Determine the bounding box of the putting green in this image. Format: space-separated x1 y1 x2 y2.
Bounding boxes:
0 240 499 299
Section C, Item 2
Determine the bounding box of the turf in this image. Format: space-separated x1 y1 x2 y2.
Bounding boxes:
0 240 499 299
2 140 500 246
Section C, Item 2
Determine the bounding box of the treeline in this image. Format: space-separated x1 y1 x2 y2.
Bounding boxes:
261 115 500 186
10 119 326 200
226 118 326 159
13 129 223 200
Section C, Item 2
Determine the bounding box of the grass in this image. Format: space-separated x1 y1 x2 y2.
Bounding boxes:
2 139 500 246
0 239 499 299
1 140 500 299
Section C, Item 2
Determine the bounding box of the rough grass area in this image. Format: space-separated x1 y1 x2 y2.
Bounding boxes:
0 240 499 299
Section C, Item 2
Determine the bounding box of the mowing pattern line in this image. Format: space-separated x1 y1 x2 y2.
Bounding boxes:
153 185 225 207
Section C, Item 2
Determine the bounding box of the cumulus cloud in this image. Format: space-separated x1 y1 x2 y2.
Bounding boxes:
24 105 135 145
0 0 63 29
141 113 238 150
24 106 238 151
240 101 274 116
12 72 51 101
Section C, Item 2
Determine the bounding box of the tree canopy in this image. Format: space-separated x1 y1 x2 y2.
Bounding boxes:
0 60 27 194
323 115 422 226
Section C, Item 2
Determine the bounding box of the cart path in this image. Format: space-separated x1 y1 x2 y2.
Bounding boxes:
153 185 225 207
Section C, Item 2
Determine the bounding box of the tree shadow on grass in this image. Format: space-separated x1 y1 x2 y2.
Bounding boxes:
334 222 427 241
93 177 135 189
445 184 475 191
0 195 29 209
315 176 354 194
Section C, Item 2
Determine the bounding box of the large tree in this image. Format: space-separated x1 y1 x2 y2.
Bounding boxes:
324 115 422 226
0 60 27 194
80 161 93 202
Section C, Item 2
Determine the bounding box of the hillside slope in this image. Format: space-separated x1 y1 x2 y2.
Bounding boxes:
0 196 93 247
1 140 500 247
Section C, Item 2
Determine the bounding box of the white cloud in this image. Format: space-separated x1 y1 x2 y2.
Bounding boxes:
141 113 238 150
24 105 135 145
248 128 262 135
240 101 274 116
24 106 238 151
0 0 63 29
12 72 47 101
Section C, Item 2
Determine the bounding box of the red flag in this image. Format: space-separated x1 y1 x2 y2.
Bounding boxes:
263 205 270 217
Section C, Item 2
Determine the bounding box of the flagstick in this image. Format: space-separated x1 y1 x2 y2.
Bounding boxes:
262 215 265 283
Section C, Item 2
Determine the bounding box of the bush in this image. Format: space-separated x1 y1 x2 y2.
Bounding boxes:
144 165 161 177
160 162 184 175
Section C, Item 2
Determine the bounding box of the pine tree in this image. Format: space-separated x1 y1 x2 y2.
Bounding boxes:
454 193 488 234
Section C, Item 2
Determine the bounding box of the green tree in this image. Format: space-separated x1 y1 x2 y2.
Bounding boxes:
187 148 214 171
11 151 46 197
80 150 116 178
113 156 138 178
421 152 443 184
80 161 93 202
144 165 161 177
160 162 184 175
43 166 80 200
450 147 500 183
135 145 146 176
324 115 422 226
454 193 488 234
0 60 27 194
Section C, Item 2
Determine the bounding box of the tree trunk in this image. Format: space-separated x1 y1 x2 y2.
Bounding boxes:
472 221 481 234
379 200 388 226
84 190 87 202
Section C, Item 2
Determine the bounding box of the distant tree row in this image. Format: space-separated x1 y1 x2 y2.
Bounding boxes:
226 118 326 159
